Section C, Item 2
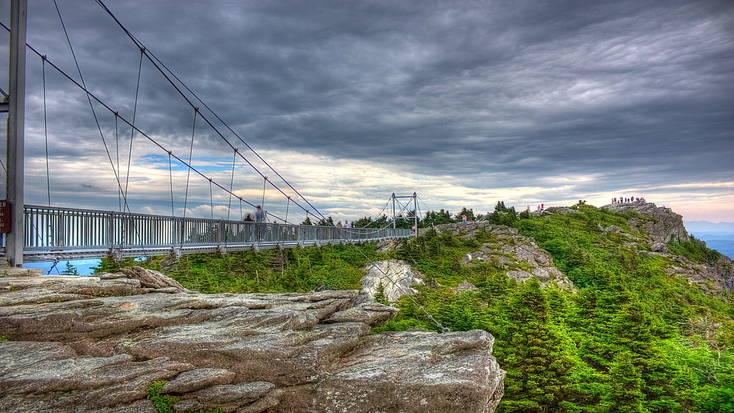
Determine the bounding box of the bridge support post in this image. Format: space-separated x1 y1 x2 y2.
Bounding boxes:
413 192 418 238
6 0 27 267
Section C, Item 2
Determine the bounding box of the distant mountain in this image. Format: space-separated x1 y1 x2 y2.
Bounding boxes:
685 221 734 233
689 232 734 260
684 221 734 259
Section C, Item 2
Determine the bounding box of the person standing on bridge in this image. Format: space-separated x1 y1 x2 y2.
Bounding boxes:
255 206 266 223
255 205 266 242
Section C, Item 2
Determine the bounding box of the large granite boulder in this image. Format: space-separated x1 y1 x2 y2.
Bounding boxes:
361 259 425 303
0 267 504 412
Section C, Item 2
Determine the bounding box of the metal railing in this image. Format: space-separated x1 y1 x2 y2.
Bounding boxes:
20 204 410 261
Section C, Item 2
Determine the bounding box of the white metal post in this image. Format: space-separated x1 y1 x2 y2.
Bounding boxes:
391 193 396 229
413 192 418 238
7 0 27 266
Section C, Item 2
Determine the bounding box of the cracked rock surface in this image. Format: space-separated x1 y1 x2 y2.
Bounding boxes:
0 266 504 412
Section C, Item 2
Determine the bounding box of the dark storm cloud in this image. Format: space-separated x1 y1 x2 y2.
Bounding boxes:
3 0 733 215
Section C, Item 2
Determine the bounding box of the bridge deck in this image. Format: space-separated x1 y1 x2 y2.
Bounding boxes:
8 205 410 262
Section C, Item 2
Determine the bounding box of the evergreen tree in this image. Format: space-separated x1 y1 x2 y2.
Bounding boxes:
374 282 389 305
301 216 313 225
457 207 476 221
498 278 575 411
487 201 518 226
604 351 646 413
61 261 79 275
316 216 334 226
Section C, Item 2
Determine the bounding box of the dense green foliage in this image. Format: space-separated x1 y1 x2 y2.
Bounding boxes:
104 204 734 412
382 205 734 412
146 381 177 413
668 238 722 265
96 243 381 294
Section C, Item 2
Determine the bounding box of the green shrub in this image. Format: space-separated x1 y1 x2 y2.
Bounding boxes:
146 381 177 413
668 238 721 265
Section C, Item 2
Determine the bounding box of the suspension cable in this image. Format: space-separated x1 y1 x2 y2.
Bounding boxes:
182 108 198 220
168 152 175 217
0 24 290 223
285 197 290 223
53 0 128 211
224 150 237 246
123 48 144 203
208 179 214 220
226 150 237 221
93 0 327 222
41 55 51 206
114 112 121 211
261 177 267 210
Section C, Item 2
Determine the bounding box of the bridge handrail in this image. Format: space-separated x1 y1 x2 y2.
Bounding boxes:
21 204 411 253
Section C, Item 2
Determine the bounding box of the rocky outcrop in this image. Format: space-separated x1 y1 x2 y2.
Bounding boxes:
603 201 689 251
664 253 734 294
0 267 504 412
603 201 734 293
434 222 574 289
361 259 425 303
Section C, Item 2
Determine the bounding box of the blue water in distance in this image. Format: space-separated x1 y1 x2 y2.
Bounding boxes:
691 232 734 259
23 257 145 276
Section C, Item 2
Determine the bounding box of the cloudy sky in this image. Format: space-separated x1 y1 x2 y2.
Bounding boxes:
1 0 733 223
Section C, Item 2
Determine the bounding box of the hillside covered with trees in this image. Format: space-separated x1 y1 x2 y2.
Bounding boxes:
99 203 734 412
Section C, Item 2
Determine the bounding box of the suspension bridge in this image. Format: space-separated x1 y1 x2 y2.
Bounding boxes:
0 0 419 265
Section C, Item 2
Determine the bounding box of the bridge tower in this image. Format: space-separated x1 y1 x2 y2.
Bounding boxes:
391 192 419 237
2 0 28 266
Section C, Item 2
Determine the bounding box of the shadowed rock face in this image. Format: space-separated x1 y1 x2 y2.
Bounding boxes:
603 201 690 250
0 267 504 412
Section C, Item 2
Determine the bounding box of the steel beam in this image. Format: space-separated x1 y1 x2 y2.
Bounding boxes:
6 0 27 266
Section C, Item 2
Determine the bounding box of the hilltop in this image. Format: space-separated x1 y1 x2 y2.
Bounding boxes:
2 201 733 412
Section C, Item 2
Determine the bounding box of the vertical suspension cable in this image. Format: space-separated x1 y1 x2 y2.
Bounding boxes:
123 48 144 204
182 108 198 220
168 152 175 216
114 113 121 211
285 197 290 224
41 56 51 206
225 150 237 245
54 0 127 209
261 177 267 209
226 150 237 221
208 179 214 220
93 0 330 223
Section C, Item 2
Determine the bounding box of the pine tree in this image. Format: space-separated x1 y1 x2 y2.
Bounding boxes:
603 351 646 413
374 282 389 305
498 278 575 412
61 261 79 275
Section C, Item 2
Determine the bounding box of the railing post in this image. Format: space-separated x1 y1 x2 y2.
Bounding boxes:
106 212 114 249
56 211 65 247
